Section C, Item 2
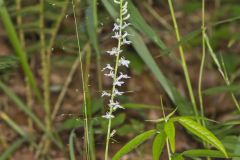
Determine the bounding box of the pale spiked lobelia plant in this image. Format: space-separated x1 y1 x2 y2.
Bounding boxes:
102 0 131 159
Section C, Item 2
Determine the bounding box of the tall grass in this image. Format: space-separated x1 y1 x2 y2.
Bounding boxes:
71 0 90 159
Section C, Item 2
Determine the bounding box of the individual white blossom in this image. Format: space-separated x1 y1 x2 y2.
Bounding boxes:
104 70 115 78
113 23 120 31
109 101 124 110
122 31 130 38
122 38 131 45
122 22 131 29
117 72 130 81
113 80 124 87
106 47 122 56
114 89 124 96
119 57 130 67
102 64 114 71
101 91 111 97
112 32 121 39
102 112 115 119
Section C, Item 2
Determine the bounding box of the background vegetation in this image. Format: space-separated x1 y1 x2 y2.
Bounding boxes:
0 0 240 159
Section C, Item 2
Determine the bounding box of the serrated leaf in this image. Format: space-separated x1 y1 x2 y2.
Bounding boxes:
164 120 175 153
152 131 166 160
112 130 156 160
177 117 228 157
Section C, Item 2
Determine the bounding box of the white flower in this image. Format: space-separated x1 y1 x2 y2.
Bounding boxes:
112 32 121 39
122 38 131 45
113 80 124 86
104 70 115 78
106 47 122 56
114 89 124 96
117 72 130 81
102 91 111 97
122 22 131 29
102 64 114 71
102 112 115 119
109 101 124 110
123 14 130 20
119 57 130 67
122 31 130 38
113 23 120 31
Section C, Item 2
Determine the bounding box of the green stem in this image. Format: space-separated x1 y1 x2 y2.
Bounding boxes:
72 0 90 159
104 1 123 159
167 0 199 122
198 0 206 129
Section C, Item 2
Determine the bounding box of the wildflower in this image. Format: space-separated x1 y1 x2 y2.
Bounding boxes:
122 38 131 45
114 89 124 96
109 101 124 110
113 80 124 87
117 72 130 81
122 31 130 38
119 57 130 67
113 23 120 31
122 22 131 29
102 112 115 119
102 91 111 97
102 64 114 71
104 70 115 78
106 47 122 56
112 32 121 39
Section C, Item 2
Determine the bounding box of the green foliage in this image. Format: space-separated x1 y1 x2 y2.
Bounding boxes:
164 120 175 153
152 131 166 160
176 117 228 157
112 130 156 160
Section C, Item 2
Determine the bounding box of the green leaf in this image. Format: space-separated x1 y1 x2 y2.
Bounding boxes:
127 28 194 116
172 154 184 160
152 131 166 160
69 130 77 160
177 117 228 157
164 121 175 153
0 137 27 160
203 84 240 95
0 1 42 102
182 149 240 158
112 130 156 160
85 0 100 56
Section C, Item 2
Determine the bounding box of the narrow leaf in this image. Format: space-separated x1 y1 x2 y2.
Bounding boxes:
152 131 166 160
177 117 228 157
182 149 240 158
112 130 156 160
164 121 175 153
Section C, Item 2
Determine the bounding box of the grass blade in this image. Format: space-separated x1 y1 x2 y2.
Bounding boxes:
0 0 42 102
0 137 27 160
69 130 77 160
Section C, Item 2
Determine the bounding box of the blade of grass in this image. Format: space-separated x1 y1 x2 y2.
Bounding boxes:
69 130 77 160
0 137 27 160
167 0 199 122
0 0 42 102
